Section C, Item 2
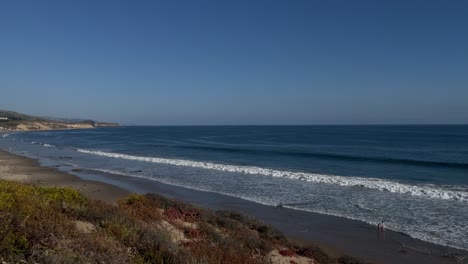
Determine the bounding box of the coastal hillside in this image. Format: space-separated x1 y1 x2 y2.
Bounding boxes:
0 109 118 131
0 180 367 264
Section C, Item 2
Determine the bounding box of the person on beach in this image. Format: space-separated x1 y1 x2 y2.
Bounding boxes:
377 221 386 241
377 221 385 231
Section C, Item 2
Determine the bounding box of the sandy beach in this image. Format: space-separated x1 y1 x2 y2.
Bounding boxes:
1 146 467 264
3 1 467 262
0 149 130 203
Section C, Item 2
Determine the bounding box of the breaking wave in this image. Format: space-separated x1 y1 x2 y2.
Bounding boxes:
77 149 468 202
173 145 468 169
31 142 56 148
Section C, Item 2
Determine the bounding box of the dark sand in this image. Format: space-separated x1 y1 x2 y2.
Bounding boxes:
1 149 467 264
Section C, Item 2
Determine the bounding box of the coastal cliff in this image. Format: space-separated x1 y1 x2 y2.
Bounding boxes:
0 109 118 131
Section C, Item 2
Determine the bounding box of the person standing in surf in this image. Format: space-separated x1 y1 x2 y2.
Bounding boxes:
377 221 385 231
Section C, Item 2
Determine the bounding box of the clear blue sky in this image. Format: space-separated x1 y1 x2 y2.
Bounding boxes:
1 0 467 125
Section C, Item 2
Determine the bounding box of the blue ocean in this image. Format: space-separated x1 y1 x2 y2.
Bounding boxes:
1 125 467 250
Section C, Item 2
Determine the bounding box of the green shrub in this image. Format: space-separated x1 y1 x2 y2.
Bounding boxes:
0 180 371 264
38 186 87 206
295 244 335 264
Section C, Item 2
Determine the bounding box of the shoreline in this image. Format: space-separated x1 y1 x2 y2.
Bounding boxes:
0 149 130 203
0 147 467 264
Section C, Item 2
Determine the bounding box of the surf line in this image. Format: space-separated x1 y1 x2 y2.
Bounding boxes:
76 149 468 203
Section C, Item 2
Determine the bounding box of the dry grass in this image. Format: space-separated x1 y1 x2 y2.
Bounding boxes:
0 180 372 264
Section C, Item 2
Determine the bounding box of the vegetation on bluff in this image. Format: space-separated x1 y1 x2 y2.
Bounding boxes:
0 109 118 130
0 180 369 264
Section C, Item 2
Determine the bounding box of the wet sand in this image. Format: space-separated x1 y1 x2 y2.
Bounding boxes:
1 148 467 264
84 170 467 264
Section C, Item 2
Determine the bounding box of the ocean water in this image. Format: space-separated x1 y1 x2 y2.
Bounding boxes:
1 125 468 250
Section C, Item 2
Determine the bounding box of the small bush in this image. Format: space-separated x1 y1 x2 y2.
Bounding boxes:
118 194 162 222
38 186 87 206
216 210 288 244
295 244 335 264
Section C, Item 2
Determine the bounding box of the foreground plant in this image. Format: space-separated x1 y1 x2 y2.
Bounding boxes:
0 180 370 264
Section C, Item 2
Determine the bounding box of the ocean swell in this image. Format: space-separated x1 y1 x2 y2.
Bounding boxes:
77 149 468 202
174 145 468 169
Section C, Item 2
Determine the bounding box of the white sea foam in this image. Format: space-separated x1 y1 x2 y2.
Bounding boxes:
91 168 278 207
84 167 468 251
31 141 55 148
77 149 468 203
282 206 467 251
1 134 10 138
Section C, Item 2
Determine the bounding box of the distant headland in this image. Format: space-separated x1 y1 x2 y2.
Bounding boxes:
0 109 118 131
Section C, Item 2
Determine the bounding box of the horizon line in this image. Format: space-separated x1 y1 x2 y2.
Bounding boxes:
119 123 468 127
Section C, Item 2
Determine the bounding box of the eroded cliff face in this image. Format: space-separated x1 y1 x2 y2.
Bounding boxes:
0 109 119 131
14 122 95 131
